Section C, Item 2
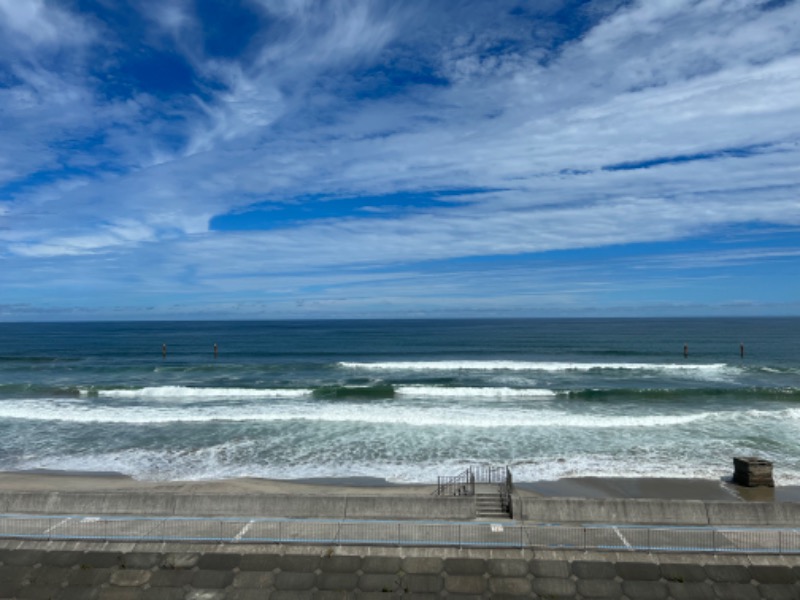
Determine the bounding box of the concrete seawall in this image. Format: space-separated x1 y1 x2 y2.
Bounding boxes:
513 496 800 526
5 490 800 526
0 491 475 521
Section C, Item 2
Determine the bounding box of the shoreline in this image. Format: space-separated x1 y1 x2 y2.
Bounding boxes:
3 470 800 502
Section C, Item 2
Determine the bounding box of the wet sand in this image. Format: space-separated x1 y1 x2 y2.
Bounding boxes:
2 470 799 503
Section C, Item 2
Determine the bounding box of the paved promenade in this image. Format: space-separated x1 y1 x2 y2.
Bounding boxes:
1 539 800 599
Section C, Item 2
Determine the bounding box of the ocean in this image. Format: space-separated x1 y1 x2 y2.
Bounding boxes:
0 318 798 484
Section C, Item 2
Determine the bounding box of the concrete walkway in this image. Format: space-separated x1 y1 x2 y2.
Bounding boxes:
1 539 799 599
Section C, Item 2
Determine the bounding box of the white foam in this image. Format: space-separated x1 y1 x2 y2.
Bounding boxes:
99 386 312 399
339 360 731 374
0 398 719 428
395 386 557 398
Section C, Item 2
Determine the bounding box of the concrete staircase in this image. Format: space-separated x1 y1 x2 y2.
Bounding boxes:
476 490 510 520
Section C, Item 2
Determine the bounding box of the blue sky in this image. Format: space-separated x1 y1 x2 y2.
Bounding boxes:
1 0 799 320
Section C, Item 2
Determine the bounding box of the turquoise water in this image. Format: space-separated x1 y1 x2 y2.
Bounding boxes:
0 318 798 483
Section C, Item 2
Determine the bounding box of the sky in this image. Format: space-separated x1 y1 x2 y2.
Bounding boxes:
1 0 799 321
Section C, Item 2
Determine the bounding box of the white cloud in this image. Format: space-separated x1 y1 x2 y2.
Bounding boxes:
1 0 799 316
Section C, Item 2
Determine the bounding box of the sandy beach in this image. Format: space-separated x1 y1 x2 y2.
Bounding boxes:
2 470 799 503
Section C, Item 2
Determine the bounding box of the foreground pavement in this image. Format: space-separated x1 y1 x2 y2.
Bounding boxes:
1 539 799 599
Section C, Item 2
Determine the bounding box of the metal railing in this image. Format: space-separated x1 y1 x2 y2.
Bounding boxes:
436 465 512 497
436 469 474 496
1 514 799 555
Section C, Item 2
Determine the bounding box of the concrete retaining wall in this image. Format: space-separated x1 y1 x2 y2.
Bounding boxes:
0 492 475 521
513 496 800 526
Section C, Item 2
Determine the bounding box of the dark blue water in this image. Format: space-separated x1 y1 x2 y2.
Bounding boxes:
0 318 798 482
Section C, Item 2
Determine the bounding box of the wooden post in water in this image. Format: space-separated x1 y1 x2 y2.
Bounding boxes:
683 344 688 358
162 343 167 359
214 343 218 359
740 343 744 358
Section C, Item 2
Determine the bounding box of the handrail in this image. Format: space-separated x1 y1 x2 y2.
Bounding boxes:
436 469 474 496
1 513 797 554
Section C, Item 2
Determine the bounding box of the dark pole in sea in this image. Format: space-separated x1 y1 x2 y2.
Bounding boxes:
684 344 688 358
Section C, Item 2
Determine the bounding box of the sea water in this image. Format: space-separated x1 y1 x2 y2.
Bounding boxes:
0 318 798 483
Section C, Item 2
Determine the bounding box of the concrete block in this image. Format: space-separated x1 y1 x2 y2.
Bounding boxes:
110 570 151 587
530 559 570 578
711 582 761 600
404 574 442 593
69 567 114 587
622 579 669 599
118 553 162 570
238 554 281 571
572 560 616 580
759 583 800 600
667 581 717 600
319 555 360 573
149 569 194 587
232 571 275 589
274 571 316 591
749 565 797 584
444 574 486 594
190 570 234 589
705 564 752 583
358 573 403 592
315 572 358 590
660 562 708 583
360 556 401 574
489 577 531 595
487 559 528 577
443 558 487 575
278 555 320 572
531 576 577 598
196 552 241 570
402 556 442 574
615 561 660 580
733 457 774 487
576 578 622 598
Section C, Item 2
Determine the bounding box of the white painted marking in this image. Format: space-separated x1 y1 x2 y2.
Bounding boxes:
44 518 69 534
233 520 254 541
613 526 632 550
